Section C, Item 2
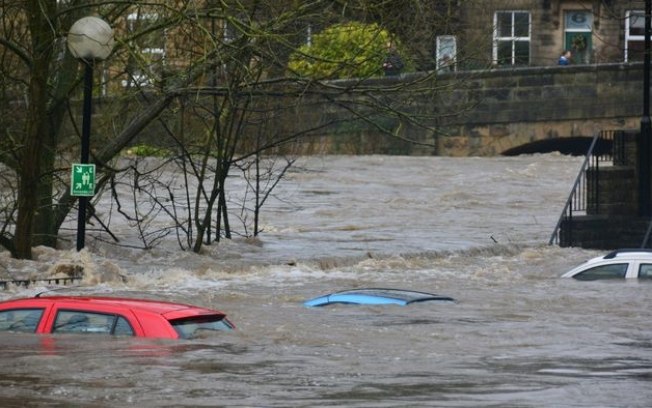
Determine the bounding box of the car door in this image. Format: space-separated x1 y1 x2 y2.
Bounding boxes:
0 300 53 334
45 302 143 336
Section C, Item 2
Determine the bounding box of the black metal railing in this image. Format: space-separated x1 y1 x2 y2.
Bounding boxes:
0 275 82 290
549 130 615 245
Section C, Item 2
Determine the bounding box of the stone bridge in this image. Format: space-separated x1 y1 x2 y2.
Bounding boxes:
284 62 646 156
118 62 647 157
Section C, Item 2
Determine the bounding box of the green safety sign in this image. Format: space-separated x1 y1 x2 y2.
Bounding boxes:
71 163 96 197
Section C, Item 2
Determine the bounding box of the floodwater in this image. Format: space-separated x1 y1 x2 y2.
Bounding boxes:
1 154 651 407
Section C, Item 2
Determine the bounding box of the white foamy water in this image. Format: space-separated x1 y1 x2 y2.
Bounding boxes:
1 154 651 407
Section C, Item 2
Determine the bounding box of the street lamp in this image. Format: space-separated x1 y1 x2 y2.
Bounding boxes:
67 16 114 251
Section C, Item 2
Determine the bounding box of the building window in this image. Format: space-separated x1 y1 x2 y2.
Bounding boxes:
306 24 313 46
122 11 166 88
223 20 236 43
493 11 530 66
564 11 592 64
626 10 646 62
436 35 457 73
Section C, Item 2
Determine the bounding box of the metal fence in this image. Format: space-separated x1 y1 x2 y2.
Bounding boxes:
548 130 616 245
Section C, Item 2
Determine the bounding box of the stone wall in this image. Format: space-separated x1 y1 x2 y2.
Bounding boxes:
560 216 651 249
282 62 646 156
84 62 649 158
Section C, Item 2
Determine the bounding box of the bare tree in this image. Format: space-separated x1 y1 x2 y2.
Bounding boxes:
1 0 483 258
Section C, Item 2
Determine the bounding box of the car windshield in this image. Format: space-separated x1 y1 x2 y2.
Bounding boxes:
170 316 234 339
336 288 445 302
304 288 455 307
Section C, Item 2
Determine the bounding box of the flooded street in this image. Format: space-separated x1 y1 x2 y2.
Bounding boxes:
1 154 651 407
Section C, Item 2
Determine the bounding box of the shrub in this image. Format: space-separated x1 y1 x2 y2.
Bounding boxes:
288 22 404 79
124 144 172 157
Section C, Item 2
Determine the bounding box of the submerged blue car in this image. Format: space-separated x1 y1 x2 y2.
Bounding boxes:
304 288 455 307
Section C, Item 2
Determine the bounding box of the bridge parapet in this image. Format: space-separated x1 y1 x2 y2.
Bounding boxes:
284 63 647 156
433 63 645 156
101 63 649 157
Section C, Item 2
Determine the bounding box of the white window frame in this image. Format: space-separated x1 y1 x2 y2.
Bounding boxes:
625 10 646 62
564 10 593 33
564 10 593 64
223 20 236 43
122 12 166 88
493 10 531 66
306 24 313 46
436 35 457 72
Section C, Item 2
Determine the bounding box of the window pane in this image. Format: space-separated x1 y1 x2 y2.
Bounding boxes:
630 12 645 36
639 263 652 278
54 311 114 334
125 11 165 88
171 316 234 339
628 40 645 61
497 13 513 37
565 11 593 31
113 316 134 336
0 309 44 333
54 311 91 333
514 41 530 65
224 21 237 43
514 13 530 37
574 263 628 280
129 13 165 49
497 41 512 65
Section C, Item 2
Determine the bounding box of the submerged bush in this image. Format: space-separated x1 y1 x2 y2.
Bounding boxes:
124 144 172 158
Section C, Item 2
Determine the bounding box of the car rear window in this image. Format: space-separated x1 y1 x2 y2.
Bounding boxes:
0 308 44 333
639 263 652 279
170 316 234 339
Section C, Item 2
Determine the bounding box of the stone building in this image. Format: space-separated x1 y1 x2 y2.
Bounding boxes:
113 1 650 89
448 1 648 69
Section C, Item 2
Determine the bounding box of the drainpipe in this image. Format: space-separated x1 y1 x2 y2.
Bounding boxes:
640 0 652 216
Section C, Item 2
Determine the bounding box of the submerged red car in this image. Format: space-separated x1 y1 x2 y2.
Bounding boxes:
0 295 234 339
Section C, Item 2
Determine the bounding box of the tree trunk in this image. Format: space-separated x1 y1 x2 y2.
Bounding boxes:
14 1 56 259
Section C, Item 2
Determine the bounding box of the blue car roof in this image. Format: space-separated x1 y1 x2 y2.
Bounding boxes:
304 288 455 307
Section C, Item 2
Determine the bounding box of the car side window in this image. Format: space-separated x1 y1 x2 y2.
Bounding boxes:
113 316 134 336
638 263 652 279
574 263 628 280
0 308 44 333
53 310 134 336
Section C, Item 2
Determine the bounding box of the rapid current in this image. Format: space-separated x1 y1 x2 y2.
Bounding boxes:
0 154 650 407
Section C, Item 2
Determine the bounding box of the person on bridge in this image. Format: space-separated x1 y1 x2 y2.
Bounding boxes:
382 42 404 76
558 50 572 65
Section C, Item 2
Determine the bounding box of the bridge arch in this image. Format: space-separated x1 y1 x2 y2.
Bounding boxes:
500 136 612 156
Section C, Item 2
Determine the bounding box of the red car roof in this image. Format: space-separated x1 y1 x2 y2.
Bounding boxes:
0 295 233 339
5 296 223 318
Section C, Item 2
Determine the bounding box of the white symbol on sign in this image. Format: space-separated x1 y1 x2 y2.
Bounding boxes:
75 170 91 189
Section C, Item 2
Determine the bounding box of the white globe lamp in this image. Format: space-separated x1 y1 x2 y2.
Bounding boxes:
67 16 114 61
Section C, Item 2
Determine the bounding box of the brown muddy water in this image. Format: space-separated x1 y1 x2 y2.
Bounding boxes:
0 155 650 407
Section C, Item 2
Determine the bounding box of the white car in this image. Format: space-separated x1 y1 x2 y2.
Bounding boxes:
562 249 652 280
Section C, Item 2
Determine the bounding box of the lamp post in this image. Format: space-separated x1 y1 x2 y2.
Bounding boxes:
67 16 114 251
